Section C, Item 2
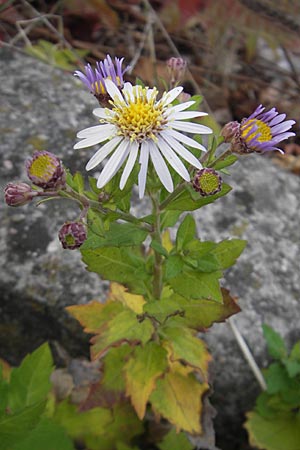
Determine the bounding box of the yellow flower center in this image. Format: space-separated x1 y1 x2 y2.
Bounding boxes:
241 119 272 143
29 154 56 181
110 86 166 142
198 172 220 194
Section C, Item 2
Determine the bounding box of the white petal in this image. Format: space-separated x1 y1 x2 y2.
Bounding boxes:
172 111 208 120
157 136 190 181
120 141 139 190
172 120 212 134
86 136 123 171
167 101 196 113
104 79 124 103
162 128 207 152
161 131 202 168
76 124 115 139
97 139 130 188
74 130 115 149
149 141 173 193
93 108 109 119
146 88 157 101
138 141 150 199
123 82 134 102
161 86 183 106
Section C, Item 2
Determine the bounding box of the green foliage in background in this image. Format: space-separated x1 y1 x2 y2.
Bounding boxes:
245 325 300 450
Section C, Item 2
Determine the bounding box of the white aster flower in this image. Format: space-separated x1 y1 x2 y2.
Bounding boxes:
74 80 212 198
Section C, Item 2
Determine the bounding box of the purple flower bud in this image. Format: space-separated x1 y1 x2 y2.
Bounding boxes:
4 182 37 207
166 57 187 87
193 168 222 196
221 121 240 143
26 151 66 189
58 221 87 250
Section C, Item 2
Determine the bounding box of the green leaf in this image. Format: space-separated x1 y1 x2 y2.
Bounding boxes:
285 342 300 377
176 215 196 250
245 411 300 450
165 183 231 211
91 309 154 360
81 246 148 294
73 172 85 194
53 400 112 439
0 401 46 450
168 269 223 302
145 288 240 330
124 342 168 419
263 324 287 360
265 363 290 394
8 343 53 413
150 239 169 257
150 365 208 434
160 210 181 228
82 222 148 250
165 255 184 279
209 239 247 270
102 345 133 392
12 418 75 450
160 325 211 378
158 428 193 450
213 154 238 170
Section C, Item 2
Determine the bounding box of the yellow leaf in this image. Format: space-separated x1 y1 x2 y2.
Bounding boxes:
66 300 123 333
124 342 168 419
109 282 146 314
162 230 173 253
150 364 208 434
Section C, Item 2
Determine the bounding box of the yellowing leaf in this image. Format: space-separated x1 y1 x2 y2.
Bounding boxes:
66 300 123 333
161 326 211 379
162 230 173 253
109 283 146 314
150 365 208 433
124 342 168 419
91 309 154 360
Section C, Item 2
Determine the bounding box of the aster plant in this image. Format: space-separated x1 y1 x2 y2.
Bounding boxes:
4 55 295 449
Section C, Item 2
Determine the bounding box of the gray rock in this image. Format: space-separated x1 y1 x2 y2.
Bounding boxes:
1 50 300 449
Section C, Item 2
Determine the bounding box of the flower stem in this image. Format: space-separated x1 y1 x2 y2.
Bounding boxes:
207 148 233 168
151 192 163 300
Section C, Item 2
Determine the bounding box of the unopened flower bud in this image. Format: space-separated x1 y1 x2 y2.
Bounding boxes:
4 182 37 207
193 168 222 196
26 151 66 189
221 121 240 143
166 57 187 87
58 221 87 250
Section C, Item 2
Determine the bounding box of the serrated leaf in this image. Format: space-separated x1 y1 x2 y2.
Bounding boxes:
91 309 154 360
165 183 231 211
109 282 146 314
81 246 148 294
263 324 287 360
12 418 75 450
160 325 211 379
209 239 247 270
82 222 148 250
150 364 208 433
73 172 85 193
158 428 193 450
66 300 124 333
145 288 240 330
0 401 46 450
245 411 300 450
168 269 223 302
8 343 53 413
124 342 168 419
176 215 196 251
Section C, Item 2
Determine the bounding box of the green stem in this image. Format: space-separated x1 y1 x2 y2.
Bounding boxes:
159 182 187 211
207 148 233 168
151 192 163 300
